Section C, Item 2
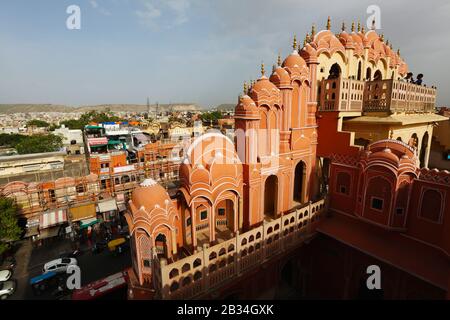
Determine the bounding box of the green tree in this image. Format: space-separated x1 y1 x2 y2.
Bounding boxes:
60 111 125 130
0 133 26 147
15 134 63 154
26 119 50 128
0 197 21 255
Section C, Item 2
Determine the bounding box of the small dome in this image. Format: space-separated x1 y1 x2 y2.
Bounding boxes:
235 95 259 119
339 31 355 49
282 52 307 69
269 67 291 86
250 76 279 94
131 180 172 211
300 44 317 62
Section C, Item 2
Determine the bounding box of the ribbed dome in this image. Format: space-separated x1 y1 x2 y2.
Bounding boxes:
269 67 291 86
131 179 172 211
282 52 307 69
251 76 279 93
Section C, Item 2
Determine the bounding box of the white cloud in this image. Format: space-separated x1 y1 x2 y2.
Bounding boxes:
89 0 112 16
89 0 99 9
136 0 191 30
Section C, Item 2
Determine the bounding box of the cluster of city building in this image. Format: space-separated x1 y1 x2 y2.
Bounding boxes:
0 17 449 299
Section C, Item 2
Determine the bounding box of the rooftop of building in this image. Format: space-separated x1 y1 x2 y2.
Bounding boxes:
345 113 448 125
317 213 449 291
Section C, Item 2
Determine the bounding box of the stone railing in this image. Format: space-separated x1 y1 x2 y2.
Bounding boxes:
156 198 326 300
319 78 365 112
363 79 436 113
319 78 436 114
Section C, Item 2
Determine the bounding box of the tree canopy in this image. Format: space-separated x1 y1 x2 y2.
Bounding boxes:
60 110 125 130
0 133 63 154
200 111 223 123
26 119 50 128
0 197 21 255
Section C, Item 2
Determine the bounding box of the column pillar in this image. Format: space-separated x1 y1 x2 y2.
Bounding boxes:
171 229 177 256
191 204 197 250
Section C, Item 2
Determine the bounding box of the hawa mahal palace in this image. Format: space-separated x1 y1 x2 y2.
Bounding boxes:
1 17 449 299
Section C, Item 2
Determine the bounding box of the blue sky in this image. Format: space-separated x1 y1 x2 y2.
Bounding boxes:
1 0 449 108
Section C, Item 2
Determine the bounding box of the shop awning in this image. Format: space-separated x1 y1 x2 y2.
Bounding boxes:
107 140 122 145
40 209 67 229
79 218 100 230
88 137 108 146
97 199 118 213
38 226 61 240
24 226 39 238
70 203 97 222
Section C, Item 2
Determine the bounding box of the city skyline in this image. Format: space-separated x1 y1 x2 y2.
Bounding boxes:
1 0 449 108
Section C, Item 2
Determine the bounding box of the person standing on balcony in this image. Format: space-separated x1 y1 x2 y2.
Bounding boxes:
415 74 423 85
403 72 413 82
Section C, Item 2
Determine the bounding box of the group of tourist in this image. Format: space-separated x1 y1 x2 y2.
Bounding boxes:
402 72 424 85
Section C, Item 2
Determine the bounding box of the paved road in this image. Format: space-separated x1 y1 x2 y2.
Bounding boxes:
8 238 131 300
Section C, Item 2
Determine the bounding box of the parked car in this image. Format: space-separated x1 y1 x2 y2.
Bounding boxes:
43 258 77 274
0 269 12 282
30 271 62 296
0 256 16 270
0 280 16 300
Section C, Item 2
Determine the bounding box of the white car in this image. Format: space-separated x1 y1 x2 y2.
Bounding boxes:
43 258 77 274
0 281 15 300
0 269 12 282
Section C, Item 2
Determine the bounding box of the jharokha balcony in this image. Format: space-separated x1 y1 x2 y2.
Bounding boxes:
319 77 437 114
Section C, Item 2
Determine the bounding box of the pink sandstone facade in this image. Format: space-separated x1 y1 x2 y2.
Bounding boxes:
1 18 448 299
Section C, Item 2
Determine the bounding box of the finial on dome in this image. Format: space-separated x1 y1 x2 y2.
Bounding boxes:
351 21 355 32
341 21 346 32
261 62 265 76
243 81 248 95
397 48 400 56
303 36 307 47
361 25 365 33
386 39 389 46
357 20 361 32
380 34 384 41
305 32 311 43
311 24 316 38
326 16 331 30
371 18 376 30
292 34 297 51
277 53 281 66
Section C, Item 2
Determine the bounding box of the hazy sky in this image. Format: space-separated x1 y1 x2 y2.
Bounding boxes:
1 0 449 108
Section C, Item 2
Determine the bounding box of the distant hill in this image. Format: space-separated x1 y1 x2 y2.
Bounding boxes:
0 104 74 113
0 104 203 114
216 104 235 112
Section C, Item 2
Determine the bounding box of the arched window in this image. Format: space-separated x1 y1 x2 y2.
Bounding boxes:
357 61 362 80
328 63 341 79
366 68 372 81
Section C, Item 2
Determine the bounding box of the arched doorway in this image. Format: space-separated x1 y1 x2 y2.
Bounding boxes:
419 132 429 167
357 61 362 80
155 233 168 259
264 175 278 219
373 70 382 81
366 68 372 81
328 63 341 79
215 198 235 240
409 133 419 150
293 161 306 203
